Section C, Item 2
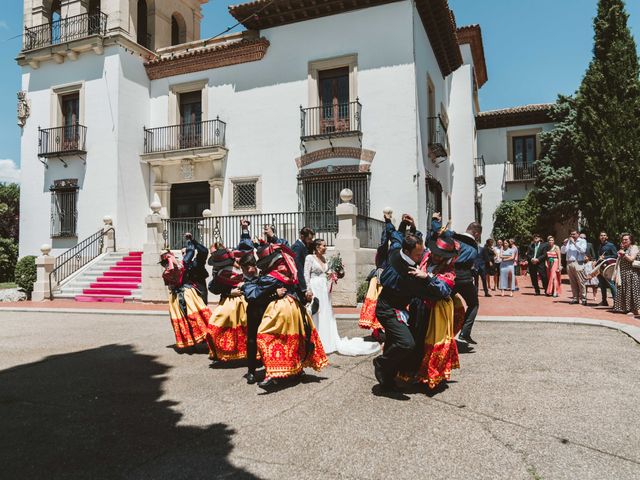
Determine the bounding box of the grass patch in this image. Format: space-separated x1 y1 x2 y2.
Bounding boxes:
0 282 17 290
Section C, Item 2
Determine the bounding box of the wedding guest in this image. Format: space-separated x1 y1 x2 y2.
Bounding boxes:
597 231 618 306
526 233 548 295
612 233 640 316
561 230 587 305
483 239 496 293
499 241 516 297
493 239 503 290
545 236 562 297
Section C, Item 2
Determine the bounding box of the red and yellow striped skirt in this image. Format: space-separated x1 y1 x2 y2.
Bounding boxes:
168 287 211 349
206 296 249 361
257 296 329 379
359 277 383 331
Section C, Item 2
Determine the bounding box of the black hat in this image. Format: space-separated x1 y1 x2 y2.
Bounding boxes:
427 236 459 259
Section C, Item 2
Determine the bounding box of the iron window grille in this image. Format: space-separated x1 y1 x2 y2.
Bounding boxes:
50 179 79 237
233 181 257 210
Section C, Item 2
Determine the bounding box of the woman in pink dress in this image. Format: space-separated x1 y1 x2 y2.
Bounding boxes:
545 236 562 297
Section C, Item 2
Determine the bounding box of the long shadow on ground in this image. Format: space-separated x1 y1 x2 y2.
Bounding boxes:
0 344 260 480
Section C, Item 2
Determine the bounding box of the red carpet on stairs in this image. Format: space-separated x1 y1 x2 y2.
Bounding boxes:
75 251 143 303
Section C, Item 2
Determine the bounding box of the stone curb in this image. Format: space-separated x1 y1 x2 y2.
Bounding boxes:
1 308 638 344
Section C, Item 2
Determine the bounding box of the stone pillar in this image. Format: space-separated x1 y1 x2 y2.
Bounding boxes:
141 201 168 302
331 189 360 306
32 244 56 302
209 179 223 215
102 215 115 253
201 209 214 247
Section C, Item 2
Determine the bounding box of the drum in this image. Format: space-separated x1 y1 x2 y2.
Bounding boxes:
602 262 616 282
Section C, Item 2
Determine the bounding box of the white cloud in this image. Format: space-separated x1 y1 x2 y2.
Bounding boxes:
0 21 8 30
0 159 20 184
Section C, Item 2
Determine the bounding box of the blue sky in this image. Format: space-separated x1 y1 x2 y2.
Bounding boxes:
1 0 639 182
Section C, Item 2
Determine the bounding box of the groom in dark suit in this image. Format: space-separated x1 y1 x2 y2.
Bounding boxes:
291 226 315 303
526 234 549 295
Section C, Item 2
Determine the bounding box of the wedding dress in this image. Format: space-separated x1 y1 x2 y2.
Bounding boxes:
304 255 380 356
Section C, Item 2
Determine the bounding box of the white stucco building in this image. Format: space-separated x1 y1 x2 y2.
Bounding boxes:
476 104 555 237
17 0 490 259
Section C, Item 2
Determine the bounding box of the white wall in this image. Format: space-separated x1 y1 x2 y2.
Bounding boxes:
149 2 423 224
477 122 555 237
19 51 122 256
411 3 453 230
448 62 477 232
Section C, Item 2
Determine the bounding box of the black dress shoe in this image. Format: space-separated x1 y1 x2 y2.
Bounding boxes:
244 372 256 384
598 300 609 307
459 334 477 345
581 299 588 306
258 377 278 390
570 299 579 305
484 293 492 297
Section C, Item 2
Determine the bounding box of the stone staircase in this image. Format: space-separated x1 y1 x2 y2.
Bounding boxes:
56 251 143 303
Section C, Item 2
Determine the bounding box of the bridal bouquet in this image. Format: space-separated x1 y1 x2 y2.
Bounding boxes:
327 254 345 282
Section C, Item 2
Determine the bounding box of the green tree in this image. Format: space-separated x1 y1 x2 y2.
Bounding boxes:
574 0 640 237
492 192 541 248
0 238 18 282
0 183 19 241
534 96 580 233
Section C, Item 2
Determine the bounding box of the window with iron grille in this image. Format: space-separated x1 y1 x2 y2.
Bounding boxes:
232 180 257 210
299 173 370 216
50 179 79 237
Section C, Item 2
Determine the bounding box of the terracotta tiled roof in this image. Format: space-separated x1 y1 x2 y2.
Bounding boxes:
456 24 487 88
476 103 554 129
229 0 463 77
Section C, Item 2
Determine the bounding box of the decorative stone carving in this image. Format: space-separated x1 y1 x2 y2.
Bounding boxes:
17 91 30 127
180 159 194 180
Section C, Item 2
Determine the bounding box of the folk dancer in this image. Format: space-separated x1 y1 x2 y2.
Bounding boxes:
432 214 483 345
183 232 210 304
372 231 452 393
243 243 328 390
400 235 460 389
206 247 248 362
236 219 288 384
160 250 211 353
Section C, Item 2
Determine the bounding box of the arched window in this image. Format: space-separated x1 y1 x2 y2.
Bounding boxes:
171 12 186 46
137 0 149 47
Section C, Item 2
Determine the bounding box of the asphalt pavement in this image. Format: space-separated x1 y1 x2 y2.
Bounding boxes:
0 311 638 480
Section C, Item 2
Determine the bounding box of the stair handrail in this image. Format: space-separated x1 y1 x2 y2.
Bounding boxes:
49 227 117 299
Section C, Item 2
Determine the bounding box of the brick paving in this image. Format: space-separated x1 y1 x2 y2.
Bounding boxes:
2 281 639 328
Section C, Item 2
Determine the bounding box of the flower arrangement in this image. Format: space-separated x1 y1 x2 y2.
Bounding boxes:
328 253 345 280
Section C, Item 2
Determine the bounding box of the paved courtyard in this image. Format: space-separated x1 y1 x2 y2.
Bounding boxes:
1 311 639 480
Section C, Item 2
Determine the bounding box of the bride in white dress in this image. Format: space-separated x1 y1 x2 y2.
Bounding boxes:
304 239 380 356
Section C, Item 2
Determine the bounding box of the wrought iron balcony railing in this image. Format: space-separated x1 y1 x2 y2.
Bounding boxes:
23 11 108 51
39 124 87 157
143 118 226 154
428 115 448 159
300 100 362 140
475 155 486 186
505 162 536 182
